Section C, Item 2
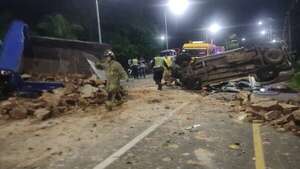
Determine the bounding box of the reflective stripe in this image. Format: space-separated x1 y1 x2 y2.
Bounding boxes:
164 57 172 68
132 59 138 66
154 57 163 68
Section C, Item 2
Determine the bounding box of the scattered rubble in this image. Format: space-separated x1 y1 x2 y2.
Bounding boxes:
293 110 300 123
205 79 292 96
232 92 300 136
147 98 161 104
228 143 241 150
206 79 300 136
34 108 51 121
185 124 201 132
0 74 107 121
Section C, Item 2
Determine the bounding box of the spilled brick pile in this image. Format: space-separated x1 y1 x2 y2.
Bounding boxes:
0 75 107 121
232 91 300 136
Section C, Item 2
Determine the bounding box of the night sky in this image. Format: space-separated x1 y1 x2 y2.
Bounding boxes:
0 0 292 47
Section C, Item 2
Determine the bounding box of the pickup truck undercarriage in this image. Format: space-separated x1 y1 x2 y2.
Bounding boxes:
174 43 294 90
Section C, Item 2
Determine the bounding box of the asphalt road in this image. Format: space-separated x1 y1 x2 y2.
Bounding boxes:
1 77 299 169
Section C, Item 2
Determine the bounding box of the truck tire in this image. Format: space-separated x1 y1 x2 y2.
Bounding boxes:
255 67 279 82
182 77 202 90
263 49 284 65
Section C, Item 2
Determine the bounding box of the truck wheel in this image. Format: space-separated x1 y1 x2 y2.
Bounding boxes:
182 77 202 90
255 68 279 82
263 49 284 65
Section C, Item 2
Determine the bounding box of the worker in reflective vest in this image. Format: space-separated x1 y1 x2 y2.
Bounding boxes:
132 58 139 79
151 56 165 90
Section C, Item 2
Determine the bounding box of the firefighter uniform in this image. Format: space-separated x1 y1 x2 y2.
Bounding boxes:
97 50 128 110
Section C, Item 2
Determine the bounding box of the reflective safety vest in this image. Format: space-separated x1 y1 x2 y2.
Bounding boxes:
164 56 172 69
154 56 164 68
132 59 139 66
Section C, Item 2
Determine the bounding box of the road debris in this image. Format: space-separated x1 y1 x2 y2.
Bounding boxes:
232 92 300 136
147 98 161 104
34 108 51 121
229 143 241 150
0 74 107 121
185 124 201 131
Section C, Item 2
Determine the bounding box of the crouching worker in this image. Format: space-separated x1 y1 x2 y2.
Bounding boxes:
96 50 129 111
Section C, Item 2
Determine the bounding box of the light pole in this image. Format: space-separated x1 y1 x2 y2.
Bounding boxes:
164 11 169 49
208 23 222 44
95 0 103 43
160 35 166 41
257 18 274 41
163 0 189 50
261 30 267 35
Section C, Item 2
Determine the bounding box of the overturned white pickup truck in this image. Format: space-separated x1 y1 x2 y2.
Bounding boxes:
174 42 295 89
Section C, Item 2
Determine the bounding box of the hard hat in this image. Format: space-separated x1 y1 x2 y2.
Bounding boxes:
103 50 115 58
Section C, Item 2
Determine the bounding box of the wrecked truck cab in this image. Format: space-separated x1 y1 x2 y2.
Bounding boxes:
0 21 64 97
175 42 294 90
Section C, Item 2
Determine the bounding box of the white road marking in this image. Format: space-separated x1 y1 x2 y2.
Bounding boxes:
93 102 190 169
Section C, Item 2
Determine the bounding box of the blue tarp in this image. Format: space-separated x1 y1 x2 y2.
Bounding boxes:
0 21 27 72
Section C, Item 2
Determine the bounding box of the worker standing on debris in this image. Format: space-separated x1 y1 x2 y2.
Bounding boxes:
151 56 165 90
132 58 139 79
96 50 128 110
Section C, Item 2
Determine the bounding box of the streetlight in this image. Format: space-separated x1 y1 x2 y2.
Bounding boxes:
258 20 263 26
168 0 189 16
160 35 166 41
163 0 189 49
207 23 222 44
241 38 246 42
260 30 267 36
208 23 222 34
95 0 102 43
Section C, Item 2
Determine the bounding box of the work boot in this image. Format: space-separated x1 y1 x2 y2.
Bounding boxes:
158 84 162 91
105 101 113 111
115 99 125 106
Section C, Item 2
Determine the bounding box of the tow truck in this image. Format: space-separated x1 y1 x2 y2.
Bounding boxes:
181 41 225 58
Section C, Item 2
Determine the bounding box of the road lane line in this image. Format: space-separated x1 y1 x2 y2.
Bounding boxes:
93 102 190 169
253 123 266 169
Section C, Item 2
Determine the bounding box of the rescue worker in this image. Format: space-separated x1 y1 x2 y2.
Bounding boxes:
127 59 133 78
163 55 173 86
151 56 165 90
138 61 146 79
96 50 129 111
132 58 139 79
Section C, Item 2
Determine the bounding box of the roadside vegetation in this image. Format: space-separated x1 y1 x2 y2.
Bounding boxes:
0 10 162 66
288 62 300 90
36 14 84 40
